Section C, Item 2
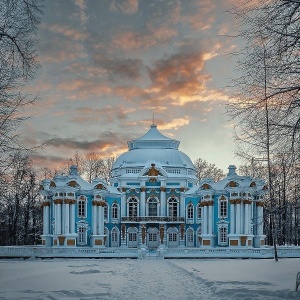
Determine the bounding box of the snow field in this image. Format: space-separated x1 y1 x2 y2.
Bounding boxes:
0 258 299 300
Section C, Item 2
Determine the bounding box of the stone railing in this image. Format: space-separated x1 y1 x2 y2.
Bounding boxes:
0 246 299 259
121 216 185 223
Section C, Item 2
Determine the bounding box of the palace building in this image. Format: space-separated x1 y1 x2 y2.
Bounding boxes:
40 124 267 249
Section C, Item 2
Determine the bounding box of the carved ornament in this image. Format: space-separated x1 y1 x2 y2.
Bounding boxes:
147 164 160 176
54 199 63 205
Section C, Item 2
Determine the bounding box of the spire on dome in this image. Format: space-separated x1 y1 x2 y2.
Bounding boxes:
127 124 180 150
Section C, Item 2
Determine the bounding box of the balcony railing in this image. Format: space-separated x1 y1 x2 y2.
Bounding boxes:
121 216 185 223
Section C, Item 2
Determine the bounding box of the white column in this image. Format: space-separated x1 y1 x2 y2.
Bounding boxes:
43 204 50 235
92 203 97 235
98 204 104 235
236 200 241 235
180 195 185 218
121 193 126 217
240 201 244 234
64 201 70 235
140 183 146 216
244 201 250 234
69 202 75 234
230 201 235 234
160 182 166 216
202 205 208 234
55 200 62 234
257 203 264 235
208 204 213 234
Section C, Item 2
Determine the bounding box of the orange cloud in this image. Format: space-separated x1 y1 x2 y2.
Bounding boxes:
44 23 87 40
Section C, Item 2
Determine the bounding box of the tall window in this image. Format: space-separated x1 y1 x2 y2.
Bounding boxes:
104 203 108 221
186 228 194 246
128 197 138 217
78 196 86 218
197 203 202 220
168 197 178 217
112 203 118 220
187 203 194 220
219 197 228 218
148 197 158 216
78 226 87 244
218 225 228 245
111 227 119 247
112 229 118 242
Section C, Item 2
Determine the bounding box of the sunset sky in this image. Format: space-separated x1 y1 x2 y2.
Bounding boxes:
24 0 245 173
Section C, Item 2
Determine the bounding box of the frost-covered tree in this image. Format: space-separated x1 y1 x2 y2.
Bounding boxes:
194 158 225 182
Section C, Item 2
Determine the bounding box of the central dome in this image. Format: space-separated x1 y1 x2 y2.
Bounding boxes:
113 124 195 170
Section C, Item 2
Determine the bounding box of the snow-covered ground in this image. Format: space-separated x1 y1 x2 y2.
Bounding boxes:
0 258 299 299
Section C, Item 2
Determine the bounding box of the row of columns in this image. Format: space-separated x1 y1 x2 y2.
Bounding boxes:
92 201 105 235
201 201 214 235
229 199 252 235
52 199 76 235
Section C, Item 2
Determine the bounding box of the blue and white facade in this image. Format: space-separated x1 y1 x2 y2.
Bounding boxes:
40 124 267 248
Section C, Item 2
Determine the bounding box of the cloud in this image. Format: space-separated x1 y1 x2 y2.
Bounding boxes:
67 106 136 123
45 23 87 41
73 0 89 24
155 117 190 130
109 0 138 14
111 31 156 51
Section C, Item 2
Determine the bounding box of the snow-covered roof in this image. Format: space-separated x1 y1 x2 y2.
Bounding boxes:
127 124 180 150
113 124 194 170
184 165 267 197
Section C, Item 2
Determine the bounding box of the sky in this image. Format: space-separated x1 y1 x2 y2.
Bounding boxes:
24 0 246 173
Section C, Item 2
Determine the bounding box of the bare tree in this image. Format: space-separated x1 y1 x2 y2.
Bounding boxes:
194 158 225 182
56 152 116 184
0 153 42 245
228 0 300 260
0 0 43 168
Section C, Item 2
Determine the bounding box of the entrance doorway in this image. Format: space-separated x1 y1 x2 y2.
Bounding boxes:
147 227 159 248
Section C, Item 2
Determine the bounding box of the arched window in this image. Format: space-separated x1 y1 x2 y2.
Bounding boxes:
168 197 178 217
196 203 202 221
128 197 138 217
167 227 179 248
78 196 87 218
219 196 228 218
111 227 119 247
187 202 194 221
148 197 158 216
186 228 194 247
112 203 119 220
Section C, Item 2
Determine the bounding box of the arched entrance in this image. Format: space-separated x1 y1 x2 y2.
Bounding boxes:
147 226 159 248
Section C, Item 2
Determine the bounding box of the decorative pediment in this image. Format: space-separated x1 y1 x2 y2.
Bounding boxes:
226 181 238 188
250 181 256 188
146 164 162 176
67 180 79 188
94 183 107 190
50 181 56 188
201 183 212 190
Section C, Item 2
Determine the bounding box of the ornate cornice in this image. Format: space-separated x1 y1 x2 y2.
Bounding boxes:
53 199 63 204
243 200 252 205
200 200 214 206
